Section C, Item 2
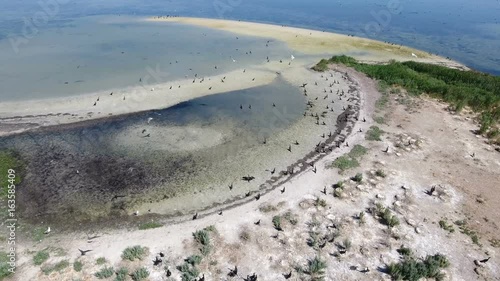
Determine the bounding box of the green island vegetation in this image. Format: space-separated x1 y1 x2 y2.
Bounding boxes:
313 55 500 143
0 251 13 280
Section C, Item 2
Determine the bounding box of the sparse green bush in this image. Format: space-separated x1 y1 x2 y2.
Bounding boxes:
438 220 455 233
374 206 399 228
177 262 200 281
73 260 83 272
387 252 449 281
33 250 50 265
272 215 283 231
185 255 203 266
96 257 106 265
259 204 278 213
351 173 363 183
358 211 366 224
284 211 298 225
375 169 386 178
193 228 213 256
333 188 343 198
131 267 149 281
314 198 327 207
239 230 251 241
95 266 114 279
304 256 327 280
42 260 69 275
366 126 384 141
331 156 359 171
121 245 147 261
114 267 128 281
343 238 352 251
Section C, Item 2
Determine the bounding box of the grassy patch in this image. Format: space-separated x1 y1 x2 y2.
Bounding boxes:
0 251 13 279
95 266 114 279
387 249 449 281
121 245 147 261
42 260 69 275
438 219 455 233
374 116 386 124
455 220 480 245
317 55 500 140
330 145 368 172
33 250 50 265
375 169 386 178
366 126 384 141
177 262 200 281
73 260 83 272
138 221 162 230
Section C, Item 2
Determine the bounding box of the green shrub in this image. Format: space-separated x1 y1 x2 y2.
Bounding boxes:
121 245 147 261
366 126 384 141
351 173 363 183
314 198 327 207
272 215 283 231
185 255 203 266
304 256 327 280
375 169 386 178
131 267 149 281
331 156 359 171
387 253 449 281
177 262 200 281
438 220 455 233
73 260 83 272
114 267 128 281
193 229 213 256
96 257 106 265
0 150 24 200
95 266 114 279
33 250 50 265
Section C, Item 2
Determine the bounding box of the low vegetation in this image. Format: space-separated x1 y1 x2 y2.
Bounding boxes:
33 250 50 265
366 126 384 141
73 260 83 272
95 266 114 279
131 267 149 281
438 219 455 233
454 220 480 245
314 55 500 142
138 221 163 230
373 204 399 228
299 256 327 281
115 268 129 281
387 247 450 281
42 260 69 275
272 215 283 231
330 145 368 172
96 257 106 265
121 245 147 261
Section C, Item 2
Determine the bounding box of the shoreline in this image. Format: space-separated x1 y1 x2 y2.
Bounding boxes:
0 17 469 137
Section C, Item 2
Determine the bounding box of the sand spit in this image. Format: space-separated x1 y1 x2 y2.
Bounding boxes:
0 67 276 136
149 17 468 70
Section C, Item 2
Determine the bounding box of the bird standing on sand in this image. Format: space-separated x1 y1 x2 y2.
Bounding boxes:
147 117 153 124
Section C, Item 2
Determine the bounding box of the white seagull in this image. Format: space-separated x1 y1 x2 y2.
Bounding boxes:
147 117 153 124
411 53 418 58
44 227 51 234
231 56 236 63
291 54 295 60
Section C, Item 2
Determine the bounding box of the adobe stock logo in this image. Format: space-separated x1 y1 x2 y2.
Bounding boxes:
363 0 403 36
9 0 70 54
